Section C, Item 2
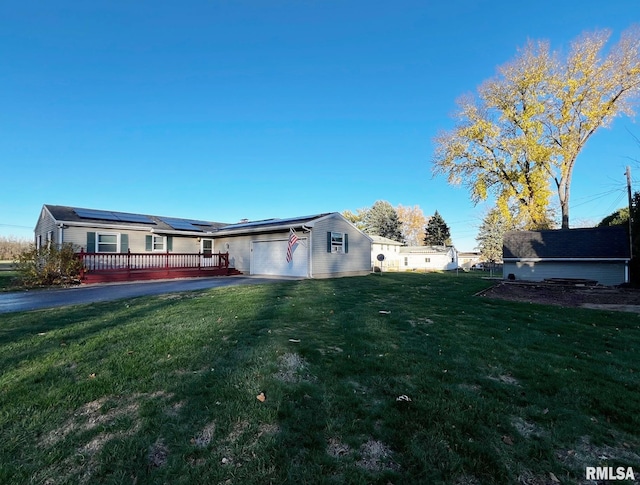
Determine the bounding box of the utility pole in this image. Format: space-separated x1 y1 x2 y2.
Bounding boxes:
627 166 633 260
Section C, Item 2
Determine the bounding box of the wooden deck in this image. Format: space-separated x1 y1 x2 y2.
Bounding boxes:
78 250 241 283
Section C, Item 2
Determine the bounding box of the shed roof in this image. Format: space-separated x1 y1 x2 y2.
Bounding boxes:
503 226 630 260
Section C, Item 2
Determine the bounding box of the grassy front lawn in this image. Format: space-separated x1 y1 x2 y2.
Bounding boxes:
0 273 638 484
0 270 19 291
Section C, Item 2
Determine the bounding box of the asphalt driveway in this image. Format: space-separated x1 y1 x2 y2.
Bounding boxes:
0 276 301 314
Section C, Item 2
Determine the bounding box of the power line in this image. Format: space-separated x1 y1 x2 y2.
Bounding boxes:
571 188 626 209
0 223 32 229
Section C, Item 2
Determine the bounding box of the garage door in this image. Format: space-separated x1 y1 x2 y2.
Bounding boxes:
251 239 308 277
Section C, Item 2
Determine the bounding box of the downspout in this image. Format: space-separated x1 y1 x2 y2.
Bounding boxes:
302 225 313 278
57 224 64 249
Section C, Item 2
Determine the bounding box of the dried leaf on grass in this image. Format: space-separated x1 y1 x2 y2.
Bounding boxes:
501 435 514 446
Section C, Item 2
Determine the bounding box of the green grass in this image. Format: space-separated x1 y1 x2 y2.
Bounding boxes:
0 270 19 291
0 273 638 484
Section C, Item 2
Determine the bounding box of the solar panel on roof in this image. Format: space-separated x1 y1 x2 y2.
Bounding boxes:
75 208 155 224
159 217 204 232
74 208 120 221
112 212 155 224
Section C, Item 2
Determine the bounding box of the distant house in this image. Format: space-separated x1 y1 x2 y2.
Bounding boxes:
370 235 404 270
369 234 459 272
398 246 458 272
458 251 482 270
502 226 630 286
34 205 372 282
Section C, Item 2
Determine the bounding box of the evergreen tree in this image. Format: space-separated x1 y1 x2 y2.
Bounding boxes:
423 211 451 246
363 201 404 242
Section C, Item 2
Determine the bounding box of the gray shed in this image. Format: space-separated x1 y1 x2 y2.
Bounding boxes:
502 226 630 286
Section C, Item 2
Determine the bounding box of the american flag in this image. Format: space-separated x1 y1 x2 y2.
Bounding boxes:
286 228 299 263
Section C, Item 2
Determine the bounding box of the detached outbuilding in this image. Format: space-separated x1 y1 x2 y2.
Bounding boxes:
502 226 631 286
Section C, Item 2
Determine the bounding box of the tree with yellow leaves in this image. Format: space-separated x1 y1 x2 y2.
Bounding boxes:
396 204 428 246
433 26 640 229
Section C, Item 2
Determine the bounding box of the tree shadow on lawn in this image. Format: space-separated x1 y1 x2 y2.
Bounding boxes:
0 295 197 373
7 273 639 485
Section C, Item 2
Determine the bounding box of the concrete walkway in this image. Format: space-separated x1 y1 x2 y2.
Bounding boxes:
0 276 301 314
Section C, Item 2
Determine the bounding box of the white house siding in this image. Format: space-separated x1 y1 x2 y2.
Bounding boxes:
310 215 372 278
400 253 455 271
398 247 458 272
170 236 200 253
504 261 628 286
58 226 201 254
371 240 402 270
213 235 249 272
458 252 481 269
214 232 301 275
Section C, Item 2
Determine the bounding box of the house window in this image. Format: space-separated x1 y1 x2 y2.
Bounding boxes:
152 235 165 251
425 257 431 263
404 257 408 266
97 233 119 253
331 232 344 253
327 231 348 253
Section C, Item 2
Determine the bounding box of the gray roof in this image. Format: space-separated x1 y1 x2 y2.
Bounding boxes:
44 204 334 236
45 205 227 233
370 235 404 245
503 226 630 260
215 213 333 236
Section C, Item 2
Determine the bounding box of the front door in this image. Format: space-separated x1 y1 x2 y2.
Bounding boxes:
201 239 214 267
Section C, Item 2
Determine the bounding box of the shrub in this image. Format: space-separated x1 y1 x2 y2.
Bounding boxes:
15 243 84 287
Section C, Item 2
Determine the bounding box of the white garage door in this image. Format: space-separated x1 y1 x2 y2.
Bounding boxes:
251 239 308 277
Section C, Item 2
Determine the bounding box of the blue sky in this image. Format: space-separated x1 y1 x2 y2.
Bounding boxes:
1 1 638 251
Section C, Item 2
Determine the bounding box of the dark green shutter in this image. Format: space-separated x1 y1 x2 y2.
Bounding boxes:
327 232 332 252
167 236 173 251
344 233 349 253
120 234 129 253
145 235 152 251
86 232 96 252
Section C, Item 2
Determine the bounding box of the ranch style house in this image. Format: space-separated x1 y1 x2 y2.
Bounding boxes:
35 205 373 283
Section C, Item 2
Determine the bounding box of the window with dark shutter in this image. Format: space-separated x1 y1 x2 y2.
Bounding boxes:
120 234 129 253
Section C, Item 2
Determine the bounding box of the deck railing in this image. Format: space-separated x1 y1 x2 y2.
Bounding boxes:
78 249 229 273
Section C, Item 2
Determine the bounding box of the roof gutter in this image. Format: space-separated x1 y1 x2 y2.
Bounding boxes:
212 222 312 237
56 220 217 237
55 220 158 232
